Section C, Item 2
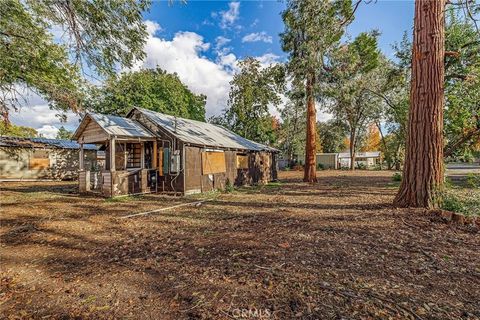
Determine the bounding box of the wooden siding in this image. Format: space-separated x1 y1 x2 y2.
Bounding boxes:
78 118 108 143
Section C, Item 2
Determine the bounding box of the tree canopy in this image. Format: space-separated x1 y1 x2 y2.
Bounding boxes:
0 0 150 120
212 58 284 145
86 68 207 121
0 122 37 138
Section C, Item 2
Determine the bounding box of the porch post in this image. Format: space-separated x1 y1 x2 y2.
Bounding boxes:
152 140 157 169
79 143 84 170
79 143 87 193
140 142 145 169
110 137 116 172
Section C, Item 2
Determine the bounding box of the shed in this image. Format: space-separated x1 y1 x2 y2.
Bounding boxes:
0 137 97 180
316 153 339 169
338 151 381 168
73 108 278 197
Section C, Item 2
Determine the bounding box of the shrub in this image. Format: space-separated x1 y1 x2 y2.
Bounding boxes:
356 163 367 170
392 172 402 182
225 179 234 193
317 163 325 170
466 173 480 189
440 190 480 216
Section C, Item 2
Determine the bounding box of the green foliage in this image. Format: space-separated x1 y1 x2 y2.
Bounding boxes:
216 58 284 144
317 120 348 153
441 190 480 216
1 0 151 119
281 0 354 79
392 172 402 182
466 173 480 189
443 10 480 158
224 179 234 193
322 31 384 165
0 122 37 138
28 0 150 76
390 11 480 160
86 68 206 121
55 126 73 140
0 0 83 118
276 79 306 163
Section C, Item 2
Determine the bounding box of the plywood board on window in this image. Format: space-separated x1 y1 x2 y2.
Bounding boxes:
30 158 49 169
202 151 226 174
236 154 249 169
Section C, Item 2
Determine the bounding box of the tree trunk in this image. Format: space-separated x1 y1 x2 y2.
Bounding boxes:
349 130 356 171
394 0 445 208
304 73 317 182
376 120 389 170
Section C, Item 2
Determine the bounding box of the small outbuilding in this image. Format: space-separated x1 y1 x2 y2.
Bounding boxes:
338 151 381 168
0 137 97 180
73 107 278 197
316 151 381 170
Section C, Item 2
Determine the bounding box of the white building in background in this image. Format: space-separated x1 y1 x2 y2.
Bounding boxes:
316 151 382 169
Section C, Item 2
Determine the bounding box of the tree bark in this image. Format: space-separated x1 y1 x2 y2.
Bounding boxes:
304 73 317 182
394 0 445 208
349 130 356 171
376 120 389 170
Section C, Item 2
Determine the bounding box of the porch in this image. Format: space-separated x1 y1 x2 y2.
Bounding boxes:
74 113 166 197
78 138 160 197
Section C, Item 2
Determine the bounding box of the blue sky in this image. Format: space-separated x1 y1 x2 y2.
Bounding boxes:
14 0 416 138
145 0 414 60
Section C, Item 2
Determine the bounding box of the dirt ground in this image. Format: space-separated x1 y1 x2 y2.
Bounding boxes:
1 170 479 319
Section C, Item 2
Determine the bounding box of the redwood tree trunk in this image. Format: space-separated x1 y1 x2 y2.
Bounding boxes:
304 73 317 182
394 0 445 208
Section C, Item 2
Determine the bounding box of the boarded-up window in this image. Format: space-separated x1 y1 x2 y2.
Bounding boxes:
236 154 249 169
30 149 49 169
202 151 226 174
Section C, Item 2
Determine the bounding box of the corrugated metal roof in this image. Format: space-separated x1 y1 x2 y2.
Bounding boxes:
132 107 277 152
88 113 154 139
0 137 97 150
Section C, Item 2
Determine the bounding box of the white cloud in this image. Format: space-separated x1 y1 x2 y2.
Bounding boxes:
135 31 233 116
144 20 162 36
215 36 231 50
133 26 284 117
37 125 60 139
242 31 272 44
10 103 80 138
256 53 280 67
218 2 240 29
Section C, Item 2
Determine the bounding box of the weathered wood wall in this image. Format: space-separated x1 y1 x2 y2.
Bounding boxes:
0 148 97 180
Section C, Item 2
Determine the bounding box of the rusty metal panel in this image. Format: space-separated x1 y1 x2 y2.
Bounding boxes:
202 151 226 174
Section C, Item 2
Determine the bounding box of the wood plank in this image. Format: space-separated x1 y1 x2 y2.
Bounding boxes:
202 151 226 174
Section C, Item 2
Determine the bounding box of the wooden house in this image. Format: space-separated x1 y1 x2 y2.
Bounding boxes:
73 107 278 197
0 137 97 180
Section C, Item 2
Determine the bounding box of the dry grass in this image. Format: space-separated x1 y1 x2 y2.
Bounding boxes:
1 171 479 319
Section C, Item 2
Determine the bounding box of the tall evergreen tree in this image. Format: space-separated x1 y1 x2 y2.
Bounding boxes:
394 0 446 208
281 0 356 182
